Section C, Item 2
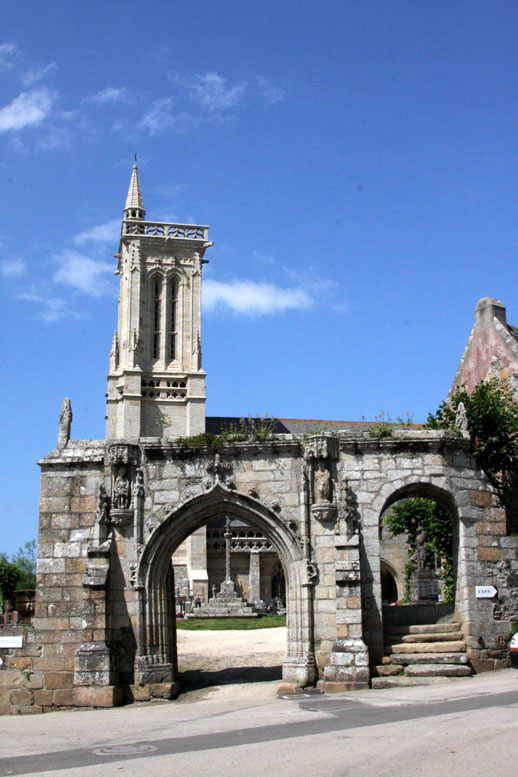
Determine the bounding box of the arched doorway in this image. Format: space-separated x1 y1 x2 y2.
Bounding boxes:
380 561 399 605
135 485 314 697
379 483 458 608
374 482 465 681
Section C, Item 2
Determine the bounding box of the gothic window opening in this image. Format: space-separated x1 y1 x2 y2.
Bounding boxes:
169 280 178 362
152 277 162 360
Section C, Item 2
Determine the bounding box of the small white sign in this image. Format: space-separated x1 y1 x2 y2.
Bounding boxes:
0 636 23 648
510 633 518 651
475 585 497 599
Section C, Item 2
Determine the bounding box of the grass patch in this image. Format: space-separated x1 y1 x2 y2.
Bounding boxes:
176 614 286 630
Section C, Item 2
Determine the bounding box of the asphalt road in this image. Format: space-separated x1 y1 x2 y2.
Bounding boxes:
0 670 517 777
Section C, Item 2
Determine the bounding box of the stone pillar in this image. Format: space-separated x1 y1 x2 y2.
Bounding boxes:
249 550 261 606
320 531 369 692
73 539 122 707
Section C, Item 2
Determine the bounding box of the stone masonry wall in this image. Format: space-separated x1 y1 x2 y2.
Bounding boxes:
2 429 518 713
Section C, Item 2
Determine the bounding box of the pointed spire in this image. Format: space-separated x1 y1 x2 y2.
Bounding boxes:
123 155 145 220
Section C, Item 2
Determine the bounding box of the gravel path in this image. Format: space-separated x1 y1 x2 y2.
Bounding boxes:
175 626 287 702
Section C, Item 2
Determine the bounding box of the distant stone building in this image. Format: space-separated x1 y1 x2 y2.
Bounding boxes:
1 166 518 713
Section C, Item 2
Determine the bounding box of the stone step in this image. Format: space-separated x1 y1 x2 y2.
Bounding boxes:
386 623 460 636
372 664 404 677
391 652 469 665
389 640 466 654
404 664 471 678
399 631 464 643
372 676 468 689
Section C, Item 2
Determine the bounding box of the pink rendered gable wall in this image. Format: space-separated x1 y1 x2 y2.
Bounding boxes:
450 298 518 395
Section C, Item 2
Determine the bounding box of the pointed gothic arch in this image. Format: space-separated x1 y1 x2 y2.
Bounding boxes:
135 485 315 694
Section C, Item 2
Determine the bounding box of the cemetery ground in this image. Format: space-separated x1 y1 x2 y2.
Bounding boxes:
0 627 517 777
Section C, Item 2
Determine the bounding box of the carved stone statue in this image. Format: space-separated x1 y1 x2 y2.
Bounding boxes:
455 401 468 432
314 461 332 502
57 398 72 449
135 468 145 498
416 524 427 570
96 483 110 527
306 561 318 582
113 466 131 509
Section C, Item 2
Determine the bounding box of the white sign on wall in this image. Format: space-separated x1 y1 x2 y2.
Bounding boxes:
0 636 23 648
475 585 497 599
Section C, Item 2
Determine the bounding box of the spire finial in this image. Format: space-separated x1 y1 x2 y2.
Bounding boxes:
124 157 145 220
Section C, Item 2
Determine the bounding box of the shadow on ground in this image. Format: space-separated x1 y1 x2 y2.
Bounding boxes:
177 664 282 695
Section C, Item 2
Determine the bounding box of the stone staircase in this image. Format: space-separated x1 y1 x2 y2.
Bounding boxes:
372 622 472 688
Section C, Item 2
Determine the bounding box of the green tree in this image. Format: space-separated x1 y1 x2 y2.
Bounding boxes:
11 539 36 590
0 559 21 605
385 497 454 602
0 540 37 604
426 379 518 500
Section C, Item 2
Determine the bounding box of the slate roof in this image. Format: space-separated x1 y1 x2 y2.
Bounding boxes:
206 416 388 436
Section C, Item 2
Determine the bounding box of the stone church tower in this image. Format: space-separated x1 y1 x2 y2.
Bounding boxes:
105 161 213 438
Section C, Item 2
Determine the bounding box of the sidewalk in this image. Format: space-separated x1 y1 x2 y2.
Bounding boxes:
0 667 516 759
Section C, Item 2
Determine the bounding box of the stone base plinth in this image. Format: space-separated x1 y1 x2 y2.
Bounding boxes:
128 682 179 701
74 642 116 687
135 660 173 686
74 686 123 708
282 653 317 687
322 638 370 690
189 582 258 618
317 679 369 693
410 568 439 601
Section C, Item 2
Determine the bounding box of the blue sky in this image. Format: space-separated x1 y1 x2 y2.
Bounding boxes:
2 1 518 554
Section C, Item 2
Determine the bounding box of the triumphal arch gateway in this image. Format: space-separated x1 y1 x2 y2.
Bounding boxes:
2 163 518 713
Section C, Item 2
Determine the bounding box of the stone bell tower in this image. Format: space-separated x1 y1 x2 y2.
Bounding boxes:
106 161 213 438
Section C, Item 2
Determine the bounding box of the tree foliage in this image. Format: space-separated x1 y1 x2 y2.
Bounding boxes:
0 559 21 605
11 540 37 590
0 540 36 604
426 379 518 499
385 497 454 602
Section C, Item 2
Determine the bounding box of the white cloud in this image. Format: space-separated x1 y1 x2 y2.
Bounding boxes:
183 72 247 112
18 292 74 323
0 259 27 277
140 96 175 134
252 249 275 265
256 76 286 104
203 279 312 315
0 88 55 132
21 63 57 86
74 219 120 245
0 43 17 71
52 249 115 297
86 87 131 105
37 126 71 151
